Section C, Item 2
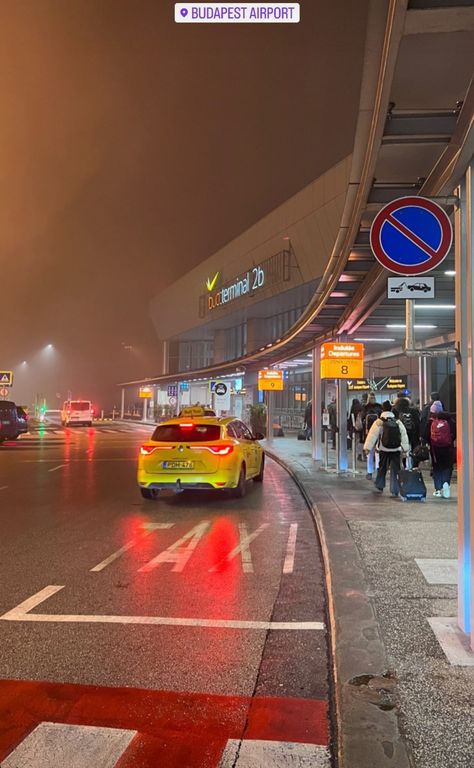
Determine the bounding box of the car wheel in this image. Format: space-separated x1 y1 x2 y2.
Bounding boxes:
140 488 160 500
254 455 265 483
233 465 247 498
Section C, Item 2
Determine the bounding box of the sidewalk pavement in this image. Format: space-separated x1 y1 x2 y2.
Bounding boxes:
262 435 473 768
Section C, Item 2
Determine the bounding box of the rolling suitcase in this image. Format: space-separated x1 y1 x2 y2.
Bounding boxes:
398 468 427 501
297 429 307 441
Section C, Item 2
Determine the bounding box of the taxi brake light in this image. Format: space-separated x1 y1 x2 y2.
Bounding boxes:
140 445 158 455
179 423 194 428
191 444 234 456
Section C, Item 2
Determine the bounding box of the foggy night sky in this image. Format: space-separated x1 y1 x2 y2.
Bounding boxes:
0 0 368 407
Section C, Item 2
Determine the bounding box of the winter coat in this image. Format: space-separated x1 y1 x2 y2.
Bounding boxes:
363 411 410 454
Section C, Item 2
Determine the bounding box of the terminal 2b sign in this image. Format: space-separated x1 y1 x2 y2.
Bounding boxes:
207 266 265 311
320 342 364 380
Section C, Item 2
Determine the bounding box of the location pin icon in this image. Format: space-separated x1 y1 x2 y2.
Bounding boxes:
180 7 188 17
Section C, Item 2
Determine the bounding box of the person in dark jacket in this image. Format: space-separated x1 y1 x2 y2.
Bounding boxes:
423 400 456 498
348 398 364 459
303 400 312 440
361 393 382 479
327 399 337 449
393 395 420 468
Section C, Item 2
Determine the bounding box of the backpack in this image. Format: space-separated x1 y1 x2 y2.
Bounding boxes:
354 412 363 432
400 411 414 434
430 417 452 448
380 418 401 449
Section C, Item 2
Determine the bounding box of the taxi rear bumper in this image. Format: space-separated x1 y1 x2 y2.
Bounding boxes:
137 467 239 490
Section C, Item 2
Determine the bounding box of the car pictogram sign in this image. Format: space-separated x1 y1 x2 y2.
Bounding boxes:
370 196 452 276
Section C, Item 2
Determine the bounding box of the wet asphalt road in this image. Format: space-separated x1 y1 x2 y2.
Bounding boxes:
0 423 331 765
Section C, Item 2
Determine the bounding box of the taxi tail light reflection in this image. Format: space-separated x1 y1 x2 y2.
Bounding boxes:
190 444 234 456
140 445 174 455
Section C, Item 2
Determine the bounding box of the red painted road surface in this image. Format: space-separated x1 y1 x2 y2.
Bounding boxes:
0 679 329 767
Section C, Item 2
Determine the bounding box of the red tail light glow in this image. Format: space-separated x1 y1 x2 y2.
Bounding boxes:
179 422 194 428
140 445 174 455
191 444 234 456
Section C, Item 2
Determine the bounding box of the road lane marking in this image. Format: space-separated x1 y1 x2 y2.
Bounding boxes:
209 523 269 573
220 739 330 767
48 464 68 473
90 523 175 572
139 521 211 573
1 722 137 768
283 523 298 574
0 486 8 491
0 585 325 630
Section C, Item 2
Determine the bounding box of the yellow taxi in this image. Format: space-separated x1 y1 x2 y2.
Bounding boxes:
137 409 265 500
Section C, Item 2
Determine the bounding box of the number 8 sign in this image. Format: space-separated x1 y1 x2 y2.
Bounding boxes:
320 342 364 380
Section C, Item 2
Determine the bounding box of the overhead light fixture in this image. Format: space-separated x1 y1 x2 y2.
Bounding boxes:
415 304 455 310
354 338 396 342
444 270 456 276
386 324 437 329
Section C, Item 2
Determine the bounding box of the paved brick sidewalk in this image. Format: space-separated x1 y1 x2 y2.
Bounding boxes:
263 436 474 768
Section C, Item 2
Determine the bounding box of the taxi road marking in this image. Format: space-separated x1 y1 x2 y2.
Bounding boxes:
1 722 137 768
90 523 175 572
283 523 298 574
139 521 211 573
209 523 269 573
0 585 325 631
220 738 330 767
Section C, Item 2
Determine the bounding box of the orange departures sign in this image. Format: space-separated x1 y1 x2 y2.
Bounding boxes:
258 369 284 391
320 342 364 380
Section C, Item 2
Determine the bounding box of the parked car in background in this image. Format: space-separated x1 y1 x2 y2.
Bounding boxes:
0 401 23 443
15 406 28 435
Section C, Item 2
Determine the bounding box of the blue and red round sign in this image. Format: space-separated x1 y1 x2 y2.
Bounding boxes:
370 196 452 276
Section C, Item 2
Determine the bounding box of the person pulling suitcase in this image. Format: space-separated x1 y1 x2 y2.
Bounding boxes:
363 405 410 498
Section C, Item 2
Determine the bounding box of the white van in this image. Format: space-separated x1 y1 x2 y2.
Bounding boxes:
61 400 94 427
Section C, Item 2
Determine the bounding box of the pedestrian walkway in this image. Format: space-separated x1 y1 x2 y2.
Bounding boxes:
262 436 474 768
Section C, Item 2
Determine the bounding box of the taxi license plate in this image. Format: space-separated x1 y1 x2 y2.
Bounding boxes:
163 460 194 470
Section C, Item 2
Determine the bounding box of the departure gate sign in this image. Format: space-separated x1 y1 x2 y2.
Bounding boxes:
320 342 364 380
258 369 283 391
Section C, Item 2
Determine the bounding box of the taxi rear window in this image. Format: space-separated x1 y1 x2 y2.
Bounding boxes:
152 424 221 442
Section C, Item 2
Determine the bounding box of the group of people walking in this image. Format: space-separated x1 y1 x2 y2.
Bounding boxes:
348 391 455 499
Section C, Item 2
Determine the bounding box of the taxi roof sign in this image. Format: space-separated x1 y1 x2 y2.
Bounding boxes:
258 369 284 391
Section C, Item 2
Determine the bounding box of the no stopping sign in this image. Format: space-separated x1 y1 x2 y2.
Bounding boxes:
370 196 452 276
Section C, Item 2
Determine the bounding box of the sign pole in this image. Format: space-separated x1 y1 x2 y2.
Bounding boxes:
266 389 274 444
405 298 415 351
454 166 473 641
337 378 348 472
311 346 322 461
120 388 125 420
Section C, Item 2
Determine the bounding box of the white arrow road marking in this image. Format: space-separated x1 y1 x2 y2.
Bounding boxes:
1 722 137 768
48 464 68 473
139 521 211 573
209 523 269 573
90 523 175 572
283 523 298 574
0 585 325 631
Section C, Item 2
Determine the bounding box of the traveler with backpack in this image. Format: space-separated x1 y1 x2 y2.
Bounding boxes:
424 400 456 498
393 395 420 469
420 392 444 439
362 393 382 479
363 405 410 497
